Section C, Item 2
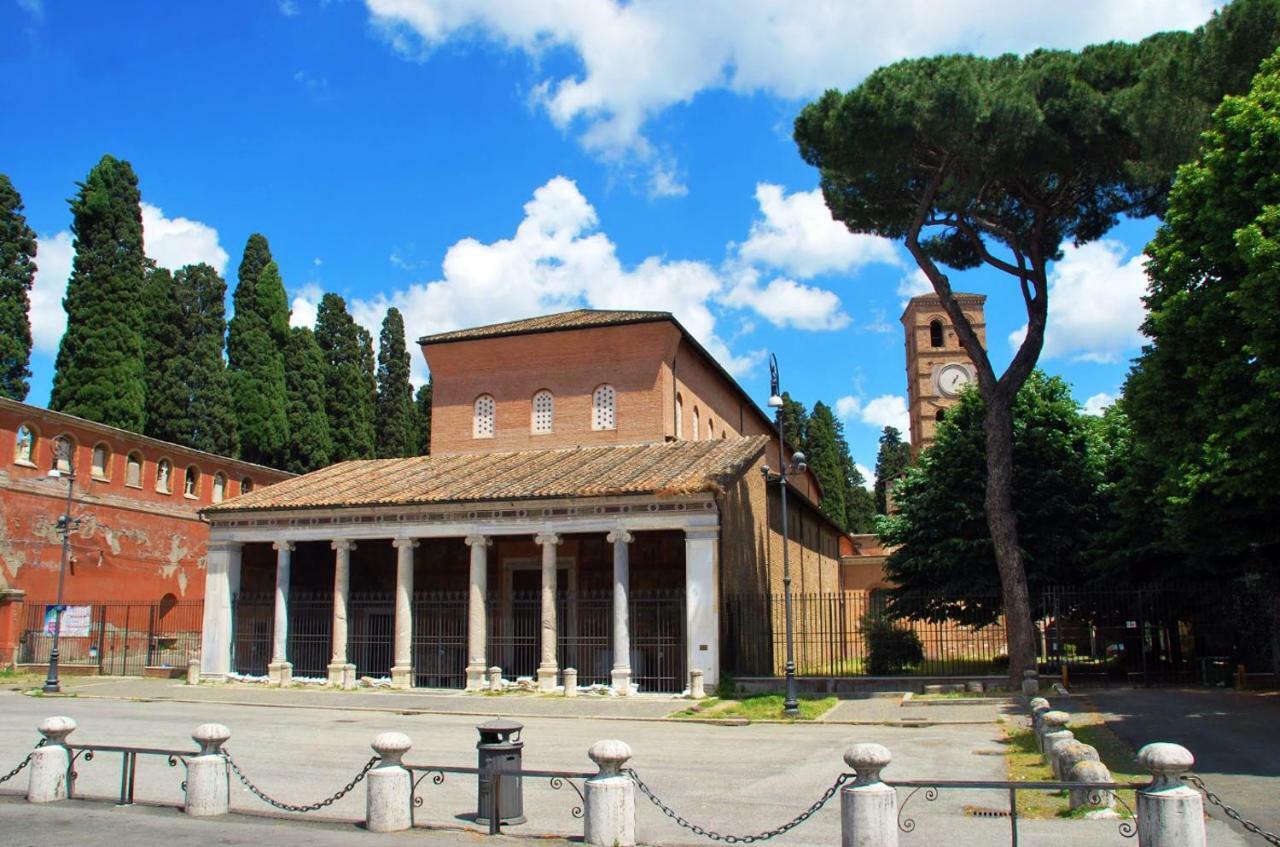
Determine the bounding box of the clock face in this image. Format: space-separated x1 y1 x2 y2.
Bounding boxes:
936 364 972 397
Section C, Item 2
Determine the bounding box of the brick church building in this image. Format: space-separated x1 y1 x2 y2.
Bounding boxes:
199 310 846 693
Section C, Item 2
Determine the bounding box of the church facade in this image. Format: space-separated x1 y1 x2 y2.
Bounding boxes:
200 310 845 693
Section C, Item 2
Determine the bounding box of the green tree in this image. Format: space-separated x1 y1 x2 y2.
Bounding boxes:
0 175 37 401
50 155 148 430
806 402 847 530
227 235 289 467
779 392 808 453
283 326 332 473
180 263 238 456
375 307 417 458
414 378 433 455
141 266 189 442
873 426 912 515
315 293 376 461
878 372 1103 626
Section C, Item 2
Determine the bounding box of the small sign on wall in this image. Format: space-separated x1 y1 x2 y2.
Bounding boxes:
43 605 92 638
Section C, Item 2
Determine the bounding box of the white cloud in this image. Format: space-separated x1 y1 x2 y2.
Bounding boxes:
1082 392 1115 416
1008 239 1148 363
835 395 862 420
737 184 898 279
856 462 875 491
896 269 933 305
290 284 324 329
723 269 850 331
279 0 299 15
29 232 73 355
141 203 229 275
365 0 1215 184
834 393 911 440
16 0 42 18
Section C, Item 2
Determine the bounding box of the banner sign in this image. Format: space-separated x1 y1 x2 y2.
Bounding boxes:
43 605 92 638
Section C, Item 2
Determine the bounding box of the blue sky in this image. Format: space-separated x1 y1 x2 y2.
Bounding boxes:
2 0 1224 478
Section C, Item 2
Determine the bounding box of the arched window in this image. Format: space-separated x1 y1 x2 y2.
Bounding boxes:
125 452 143 488
240 477 254 494
691 406 700 441
91 443 110 479
184 466 200 498
531 389 554 434
51 434 74 473
935 409 946 423
707 417 715 440
212 472 227 504
675 393 683 439
156 458 173 493
13 424 36 465
473 394 495 439
592 384 616 431
929 319 944 348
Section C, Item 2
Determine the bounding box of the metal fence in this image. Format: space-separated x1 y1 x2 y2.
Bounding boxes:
412 591 468 689
349 592 394 679
19 599 204 675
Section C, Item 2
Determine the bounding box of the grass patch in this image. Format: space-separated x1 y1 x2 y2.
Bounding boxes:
670 693 836 721
1001 712 1140 819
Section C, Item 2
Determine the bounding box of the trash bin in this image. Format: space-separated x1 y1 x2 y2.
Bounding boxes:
476 718 525 825
1201 657 1232 687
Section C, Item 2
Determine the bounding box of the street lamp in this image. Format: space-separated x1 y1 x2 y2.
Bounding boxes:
43 440 80 694
762 354 806 718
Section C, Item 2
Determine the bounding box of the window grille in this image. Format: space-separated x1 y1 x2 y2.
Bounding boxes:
532 390 554 434
474 394 495 438
592 384 616 430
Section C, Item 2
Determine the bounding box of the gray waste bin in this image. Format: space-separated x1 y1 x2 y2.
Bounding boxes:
476 718 525 825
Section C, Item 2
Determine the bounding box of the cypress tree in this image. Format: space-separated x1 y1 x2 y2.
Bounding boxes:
375 307 417 458
315 293 375 461
873 426 912 514
835 417 876 533
414 378 433 455
50 155 147 430
283 326 332 473
227 235 289 467
0 175 37 401
180 263 238 456
806 402 848 531
142 266 189 442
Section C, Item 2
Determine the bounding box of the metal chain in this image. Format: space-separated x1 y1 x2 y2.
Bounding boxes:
0 738 47 785
628 768 852 843
224 750 378 813
1184 774 1280 846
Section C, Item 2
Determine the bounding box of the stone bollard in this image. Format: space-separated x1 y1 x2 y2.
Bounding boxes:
366 732 413 833
1029 699 1051 744
1053 740 1099 782
564 668 579 697
1068 760 1115 811
1136 743 1205 847
584 740 635 847
27 716 76 803
841 744 897 847
187 657 201 686
1022 669 1040 696
1038 710 1070 759
488 666 502 691
185 723 231 817
689 669 706 700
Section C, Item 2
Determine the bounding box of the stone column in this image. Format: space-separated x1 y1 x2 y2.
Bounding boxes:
185 723 231 817
607 529 633 694
684 528 719 688
391 538 418 689
584 740 635 847
841 743 897 847
328 539 356 686
535 532 561 692
268 541 294 686
1137 743 1205 847
27 716 75 803
464 534 491 691
367 731 413 832
200 541 243 679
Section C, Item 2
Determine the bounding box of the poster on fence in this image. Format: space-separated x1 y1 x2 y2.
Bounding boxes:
43 605 92 637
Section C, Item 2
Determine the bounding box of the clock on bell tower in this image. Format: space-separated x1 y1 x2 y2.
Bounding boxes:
901 292 987 455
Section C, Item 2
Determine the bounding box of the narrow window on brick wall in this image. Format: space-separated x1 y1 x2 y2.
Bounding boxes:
707 417 715 440
184 466 200 498
213 472 227 503
125 452 143 488
532 389 554 434
156 458 173 493
91 443 110 479
474 394 495 438
51 434 74 473
930 319 944 348
592 384 616 430
241 476 254 494
675 393 683 439
691 407 700 441
13 424 36 465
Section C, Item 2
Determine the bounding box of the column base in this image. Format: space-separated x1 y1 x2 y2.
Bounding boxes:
199 673 229 683
390 665 412 690
328 662 357 688
267 661 293 687
610 669 633 696
537 666 559 693
466 664 487 692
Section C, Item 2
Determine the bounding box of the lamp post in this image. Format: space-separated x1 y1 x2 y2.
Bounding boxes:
43 441 79 694
762 354 806 718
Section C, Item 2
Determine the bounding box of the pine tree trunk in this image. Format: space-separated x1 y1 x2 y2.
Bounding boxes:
983 394 1037 686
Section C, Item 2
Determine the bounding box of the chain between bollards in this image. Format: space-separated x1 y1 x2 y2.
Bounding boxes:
0 738 47 785
627 768 852 843
1183 774 1280 846
223 749 378 813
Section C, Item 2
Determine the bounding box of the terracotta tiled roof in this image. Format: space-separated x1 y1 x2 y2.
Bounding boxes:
204 436 769 514
417 309 671 345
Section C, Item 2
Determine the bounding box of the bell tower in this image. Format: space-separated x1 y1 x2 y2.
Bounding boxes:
902 293 986 454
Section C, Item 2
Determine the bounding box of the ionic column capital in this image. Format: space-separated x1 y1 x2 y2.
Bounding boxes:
272 540 295 552
391 538 419 550
464 534 492 548
606 529 634 545
534 532 562 547
331 539 357 552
